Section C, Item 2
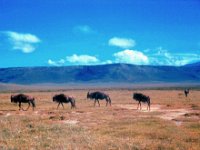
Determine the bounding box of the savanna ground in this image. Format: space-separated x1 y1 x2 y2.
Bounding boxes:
0 89 200 150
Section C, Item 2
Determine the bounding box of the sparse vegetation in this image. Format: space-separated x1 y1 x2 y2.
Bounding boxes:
0 89 200 149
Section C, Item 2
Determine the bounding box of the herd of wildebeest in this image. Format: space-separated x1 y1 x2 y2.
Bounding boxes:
10 89 190 111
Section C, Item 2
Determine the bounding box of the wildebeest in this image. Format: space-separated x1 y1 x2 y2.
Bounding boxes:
133 93 150 111
53 94 76 109
87 91 111 107
11 94 36 111
184 89 190 97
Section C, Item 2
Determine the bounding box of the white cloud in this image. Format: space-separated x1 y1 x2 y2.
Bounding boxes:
108 37 136 48
66 54 99 65
48 54 99 66
5 31 41 53
148 47 200 66
73 25 95 34
6 31 40 43
113 49 149 65
48 59 65 66
13 43 35 53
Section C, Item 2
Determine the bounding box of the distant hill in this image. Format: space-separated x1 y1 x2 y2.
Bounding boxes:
0 63 200 84
184 61 200 67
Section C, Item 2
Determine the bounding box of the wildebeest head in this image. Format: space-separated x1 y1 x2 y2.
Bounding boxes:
184 89 190 97
11 95 17 103
52 95 57 102
87 92 90 99
105 95 112 106
69 96 76 108
11 95 14 103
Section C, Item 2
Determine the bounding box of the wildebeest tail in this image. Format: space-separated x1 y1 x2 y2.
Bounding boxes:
31 98 36 108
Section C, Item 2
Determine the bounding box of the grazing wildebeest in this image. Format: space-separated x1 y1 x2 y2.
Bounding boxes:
11 94 36 111
133 93 150 111
87 91 111 107
53 94 76 109
184 89 190 97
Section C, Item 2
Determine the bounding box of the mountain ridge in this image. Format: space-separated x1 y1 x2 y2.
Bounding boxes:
0 63 200 84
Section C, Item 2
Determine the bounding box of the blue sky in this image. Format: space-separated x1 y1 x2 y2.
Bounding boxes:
0 0 200 67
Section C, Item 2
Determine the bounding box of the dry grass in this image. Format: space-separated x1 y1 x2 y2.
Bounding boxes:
0 115 94 149
0 89 200 149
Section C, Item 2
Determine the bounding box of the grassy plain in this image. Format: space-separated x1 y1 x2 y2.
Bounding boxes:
0 89 199 149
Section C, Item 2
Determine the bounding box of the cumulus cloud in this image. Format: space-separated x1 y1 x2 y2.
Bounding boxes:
6 31 40 43
73 25 95 34
113 49 149 65
4 31 41 53
66 54 99 65
48 54 99 66
108 37 136 48
48 59 65 66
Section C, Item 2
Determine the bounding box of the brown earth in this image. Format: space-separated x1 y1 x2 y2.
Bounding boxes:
0 89 200 149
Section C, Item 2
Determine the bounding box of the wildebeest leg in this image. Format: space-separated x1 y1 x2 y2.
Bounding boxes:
19 102 21 110
137 101 142 110
24 102 30 111
57 103 60 109
97 99 100 107
61 103 64 109
148 102 151 111
27 102 30 110
137 102 140 110
94 99 96 107
140 102 142 110
106 100 108 106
